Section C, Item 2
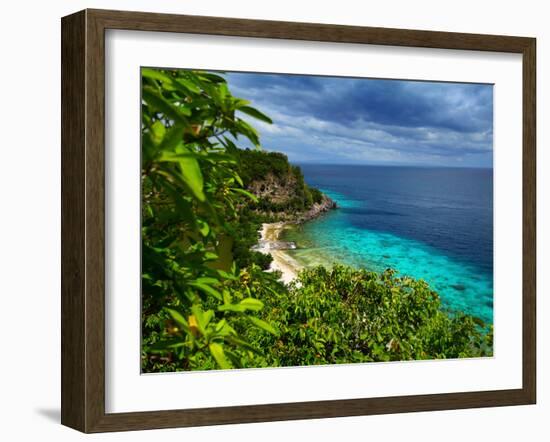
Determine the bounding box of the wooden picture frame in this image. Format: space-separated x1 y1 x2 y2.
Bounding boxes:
61 8 536 433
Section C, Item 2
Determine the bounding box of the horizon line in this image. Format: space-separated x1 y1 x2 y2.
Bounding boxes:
290 161 494 170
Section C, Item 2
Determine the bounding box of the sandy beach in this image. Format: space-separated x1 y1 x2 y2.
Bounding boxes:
254 222 302 284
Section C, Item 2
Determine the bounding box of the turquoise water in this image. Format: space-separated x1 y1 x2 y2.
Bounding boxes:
282 170 493 325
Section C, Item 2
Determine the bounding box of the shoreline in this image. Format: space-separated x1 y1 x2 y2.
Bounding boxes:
255 222 302 284
254 194 337 284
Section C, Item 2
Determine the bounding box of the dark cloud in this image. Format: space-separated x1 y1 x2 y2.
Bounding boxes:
225 71 493 167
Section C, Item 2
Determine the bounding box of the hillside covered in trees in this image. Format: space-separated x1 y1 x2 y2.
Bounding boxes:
140 67 492 373
229 149 336 271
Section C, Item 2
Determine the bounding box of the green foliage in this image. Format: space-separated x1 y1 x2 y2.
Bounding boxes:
309 187 324 204
141 68 492 373
235 150 291 185
141 68 279 371
242 265 493 367
229 207 273 271
235 149 321 213
223 149 327 270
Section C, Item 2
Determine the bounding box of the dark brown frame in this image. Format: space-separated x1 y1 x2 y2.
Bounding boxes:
61 8 536 433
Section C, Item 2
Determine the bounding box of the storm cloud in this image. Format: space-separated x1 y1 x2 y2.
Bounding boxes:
225 71 493 167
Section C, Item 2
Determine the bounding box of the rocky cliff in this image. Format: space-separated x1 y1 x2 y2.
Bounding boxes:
296 194 337 223
248 172 299 205
237 148 337 223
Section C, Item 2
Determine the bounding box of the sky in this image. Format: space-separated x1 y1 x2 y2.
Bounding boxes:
225 71 493 168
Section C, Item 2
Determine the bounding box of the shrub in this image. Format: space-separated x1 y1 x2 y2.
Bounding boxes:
241 265 493 367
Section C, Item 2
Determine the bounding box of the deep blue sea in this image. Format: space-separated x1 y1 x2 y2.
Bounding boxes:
282 164 494 324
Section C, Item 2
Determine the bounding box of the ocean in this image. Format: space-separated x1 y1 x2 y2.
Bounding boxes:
282 164 494 324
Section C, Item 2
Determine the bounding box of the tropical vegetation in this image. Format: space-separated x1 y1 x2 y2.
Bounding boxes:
140 67 492 373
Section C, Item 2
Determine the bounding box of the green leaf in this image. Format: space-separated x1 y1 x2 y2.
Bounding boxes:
233 173 244 187
224 349 244 368
218 304 244 313
142 68 175 85
233 98 250 108
238 106 273 124
159 143 205 202
213 319 236 337
199 72 226 83
248 317 278 336
174 78 202 94
218 297 263 313
235 119 260 148
203 252 219 261
189 282 222 300
177 148 205 201
222 290 233 305
148 339 186 352
217 270 238 281
209 343 231 369
190 305 215 333
220 136 239 153
202 309 215 328
158 123 185 152
218 82 229 102
225 336 263 355
195 277 219 285
165 309 189 332
158 151 201 161
197 219 210 237
142 86 190 122
215 319 227 333
150 121 166 145
239 298 264 311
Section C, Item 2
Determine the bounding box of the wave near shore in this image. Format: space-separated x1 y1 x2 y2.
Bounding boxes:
254 222 302 283
253 195 337 283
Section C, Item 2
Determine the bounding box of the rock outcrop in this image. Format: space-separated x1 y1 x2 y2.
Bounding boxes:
296 195 337 223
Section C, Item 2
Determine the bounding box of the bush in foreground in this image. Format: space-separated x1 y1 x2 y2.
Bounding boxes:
241 265 493 368
146 264 493 372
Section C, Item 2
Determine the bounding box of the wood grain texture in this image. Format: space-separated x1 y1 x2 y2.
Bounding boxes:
522 38 537 403
89 8 533 53
61 10 86 431
60 8 537 433
84 9 107 432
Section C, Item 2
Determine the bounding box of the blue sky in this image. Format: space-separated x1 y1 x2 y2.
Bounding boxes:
225 71 493 168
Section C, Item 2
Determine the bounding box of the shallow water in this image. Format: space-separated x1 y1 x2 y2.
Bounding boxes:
282 165 493 324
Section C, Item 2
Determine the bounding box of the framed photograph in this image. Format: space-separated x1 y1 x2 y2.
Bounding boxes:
61 9 536 433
